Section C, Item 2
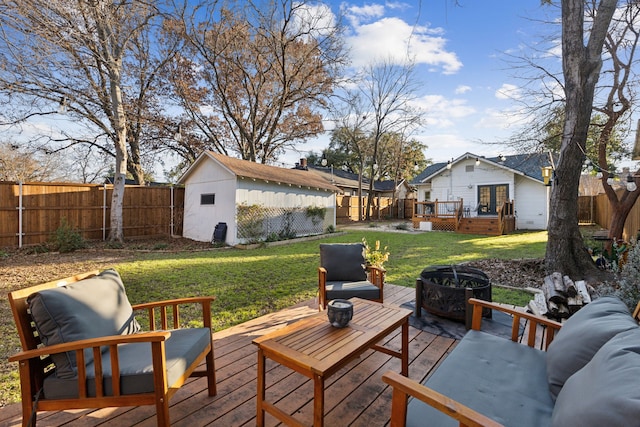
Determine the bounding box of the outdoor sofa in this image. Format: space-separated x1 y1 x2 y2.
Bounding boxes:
383 296 640 426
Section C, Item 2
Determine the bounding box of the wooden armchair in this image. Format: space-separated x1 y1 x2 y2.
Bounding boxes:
8 269 217 427
318 243 385 309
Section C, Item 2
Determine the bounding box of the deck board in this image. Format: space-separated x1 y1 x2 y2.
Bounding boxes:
0 284 458 427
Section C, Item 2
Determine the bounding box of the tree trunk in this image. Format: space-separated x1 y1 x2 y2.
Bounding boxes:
608 191 638 242
545 0 617 278
108 74 128 243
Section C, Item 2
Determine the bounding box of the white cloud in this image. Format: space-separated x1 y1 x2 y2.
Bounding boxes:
475 106 527 130
292 2 337 40
346 17 462 73
416 94 476 129
345 4 385 24
455 85 472 95
495 83 522 100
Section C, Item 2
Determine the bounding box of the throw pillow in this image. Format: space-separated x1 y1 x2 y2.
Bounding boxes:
546 296 638 399
27 269 140 379
551 327 640 426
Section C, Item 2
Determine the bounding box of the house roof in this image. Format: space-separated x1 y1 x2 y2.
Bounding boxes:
411 152 555 184
178 152 341 192
307 164 403 193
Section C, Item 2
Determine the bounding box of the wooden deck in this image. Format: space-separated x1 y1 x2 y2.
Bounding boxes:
0 284 458 427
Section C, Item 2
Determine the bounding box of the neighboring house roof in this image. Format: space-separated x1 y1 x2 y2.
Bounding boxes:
307 164 391 192
178 152 341 192
411 152 555 184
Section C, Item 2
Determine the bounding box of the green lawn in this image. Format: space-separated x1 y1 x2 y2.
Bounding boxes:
116 229 547 332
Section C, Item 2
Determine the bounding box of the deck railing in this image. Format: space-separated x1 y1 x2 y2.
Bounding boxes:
413 199 464 231
413 199 516 235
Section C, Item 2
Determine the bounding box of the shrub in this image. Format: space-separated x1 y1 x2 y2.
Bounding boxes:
598 240 640 311
48 218 86 253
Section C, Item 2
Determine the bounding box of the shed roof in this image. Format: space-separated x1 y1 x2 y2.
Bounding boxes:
179 152 341 192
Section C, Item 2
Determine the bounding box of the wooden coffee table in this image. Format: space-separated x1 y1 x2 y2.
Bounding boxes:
253 298 411 426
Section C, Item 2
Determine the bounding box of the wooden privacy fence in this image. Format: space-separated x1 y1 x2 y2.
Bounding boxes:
335 195 413 222
0 181 184 248
578 191 640 241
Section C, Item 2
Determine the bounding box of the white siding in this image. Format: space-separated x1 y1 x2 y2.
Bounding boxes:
430 160 514 208
414 158 549 229
182 162 237 244
236 179 333 208
514 175 549 230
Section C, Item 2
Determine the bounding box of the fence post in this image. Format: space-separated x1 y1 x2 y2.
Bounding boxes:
170 185 175 237
103 183 107 241
17 181 23 248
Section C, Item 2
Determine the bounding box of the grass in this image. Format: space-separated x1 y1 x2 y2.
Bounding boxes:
0 229 547 406
115 229 547 332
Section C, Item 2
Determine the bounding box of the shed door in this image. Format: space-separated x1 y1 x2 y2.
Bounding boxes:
477 184 508 215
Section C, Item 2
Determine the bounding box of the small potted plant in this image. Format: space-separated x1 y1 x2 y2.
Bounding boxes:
362 237 389 270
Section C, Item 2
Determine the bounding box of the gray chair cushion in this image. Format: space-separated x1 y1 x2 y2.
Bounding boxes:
406 330 553 427
42 327 211 399
551 328 640 427
325 280 380 301
546 296 638 399
320 243 367 282
27 269 140 379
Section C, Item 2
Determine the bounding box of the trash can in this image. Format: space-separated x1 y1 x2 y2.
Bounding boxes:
212 222 227 243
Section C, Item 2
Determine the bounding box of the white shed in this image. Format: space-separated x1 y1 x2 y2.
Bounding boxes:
178 152 340 245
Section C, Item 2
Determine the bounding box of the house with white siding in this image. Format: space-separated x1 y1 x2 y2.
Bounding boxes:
411 152 553 232
178 152 340 245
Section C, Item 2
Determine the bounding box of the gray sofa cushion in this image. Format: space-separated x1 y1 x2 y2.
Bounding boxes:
546 296 637 399
42 327 211 399
27 269 140 379
320 243 367 282
551 328 640 427
325 280 380 301
406 330 553 427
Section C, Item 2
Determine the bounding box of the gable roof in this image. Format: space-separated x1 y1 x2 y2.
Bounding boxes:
411 152 555 184
307 164 393 192
178 152 341 192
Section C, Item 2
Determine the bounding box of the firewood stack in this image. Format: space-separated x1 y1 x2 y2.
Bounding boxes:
527 272 596 321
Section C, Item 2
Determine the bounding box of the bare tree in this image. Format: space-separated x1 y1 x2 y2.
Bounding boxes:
545 0 618 277
0 0 162 242
591 2 640 246
168 0 346 164
0 142 67 182
329 91 372 220
357 59 424 220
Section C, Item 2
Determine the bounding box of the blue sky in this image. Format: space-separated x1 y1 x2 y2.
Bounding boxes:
282 0 557 168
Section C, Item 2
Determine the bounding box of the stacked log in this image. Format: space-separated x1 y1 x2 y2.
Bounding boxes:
527 272 595 321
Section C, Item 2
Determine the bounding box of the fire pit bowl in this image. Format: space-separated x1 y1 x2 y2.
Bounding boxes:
416 265 492 322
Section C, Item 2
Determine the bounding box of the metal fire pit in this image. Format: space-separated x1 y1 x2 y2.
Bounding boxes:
415 265 492 322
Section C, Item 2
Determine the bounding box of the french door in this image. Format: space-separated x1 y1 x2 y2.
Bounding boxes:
477 184 508 215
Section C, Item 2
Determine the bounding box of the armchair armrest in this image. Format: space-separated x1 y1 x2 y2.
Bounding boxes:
133 296 216 330
9 331 171 363
382 371 504 427
318 267 328 309
366 265 386 288
468 298 563 350
9 331 173 399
